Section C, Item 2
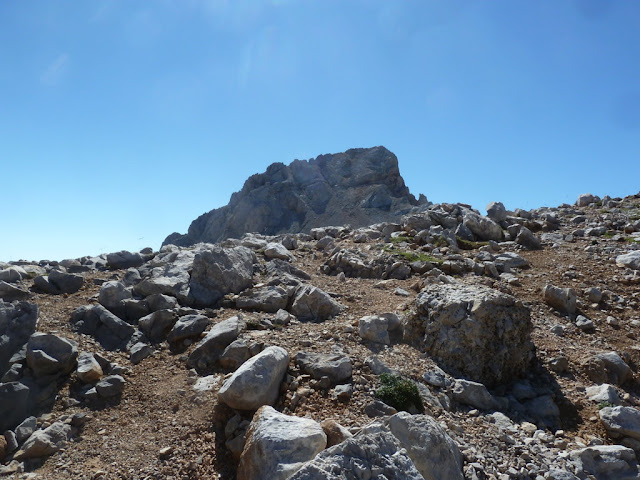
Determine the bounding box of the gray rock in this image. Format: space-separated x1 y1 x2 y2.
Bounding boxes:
163 147 425 247
218 346 289 410
290 285 344 322
138 310 178 343
145 293 178 312
493 252 529 270
26 333 78 378
384 412 464 480
406 284 534 387
76 352 103 383
358 314 401 345
188 246 256 307
132 247 195 302
452 379 498 411
364 399 398 418
0 382 30 432
585 352 632 386
166 314 210 345
586 384 621 405
0 281 31 302
106 250 145 269
570 445 640 480
295 352 352 384
0 267 27 283
15 421 71 459
616 251 640 271
462 209 503 241
543 284 577 314
523 395 560 426
236 286 289 313
15 416 37 444
289 423 424 480
516 226 541 250
187 316 245 371
600 406 640 440
98 281 132 313
576 315 596 332
4 430 18 454
95 374 125 398
70 305 136 350
486 202 507 222
129 342 154 364
0 301 38 376
264 242 295 261
219 339 251 370
47 269 84 294
237 406 327 480
586 287 603 303
576 193 600 207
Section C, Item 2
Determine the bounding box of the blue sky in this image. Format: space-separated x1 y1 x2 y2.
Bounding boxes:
1 0 639 261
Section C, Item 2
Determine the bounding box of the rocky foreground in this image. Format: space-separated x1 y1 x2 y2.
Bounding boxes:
1 191 640 479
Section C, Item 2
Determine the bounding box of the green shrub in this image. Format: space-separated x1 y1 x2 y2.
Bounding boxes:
375 374 424 413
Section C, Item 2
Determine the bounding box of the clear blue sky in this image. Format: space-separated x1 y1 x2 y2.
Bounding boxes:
1 1 639 262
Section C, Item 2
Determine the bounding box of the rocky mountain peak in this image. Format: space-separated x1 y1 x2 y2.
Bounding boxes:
163 146 428 247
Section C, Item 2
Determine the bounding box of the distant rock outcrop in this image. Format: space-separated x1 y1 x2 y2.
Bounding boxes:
163 146 428 247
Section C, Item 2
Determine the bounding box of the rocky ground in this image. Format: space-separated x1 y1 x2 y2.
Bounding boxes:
1 191 640 479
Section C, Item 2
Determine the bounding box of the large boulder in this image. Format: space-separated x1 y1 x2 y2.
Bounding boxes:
163 147 426 247
384 412 464 480
461 209 503 241
166 314 211 346
98 281 132 315
570 445 640 480
218 346 289 410
133 248 196 302
584 352 633 386
138 310 178 343
47 269 84 294
405 284 534 387
188 246 256 307
26 333 78 378
290 423 424 480
0 301 38 376
237 406 327 480
289 285 344 322
187 316 245 372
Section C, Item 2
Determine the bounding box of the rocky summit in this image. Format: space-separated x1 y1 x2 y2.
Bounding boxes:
1 151 640 479
163 146 428 247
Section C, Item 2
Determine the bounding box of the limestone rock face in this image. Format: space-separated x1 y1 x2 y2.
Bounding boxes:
405 284 534 387
163 147 426 246
218 346 289 410
237 406 327 480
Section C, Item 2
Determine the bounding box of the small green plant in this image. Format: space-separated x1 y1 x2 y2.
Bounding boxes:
375 374 424 413
389 236 411 244
598 401 615 410
382 246 442 263
456 237 489 250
